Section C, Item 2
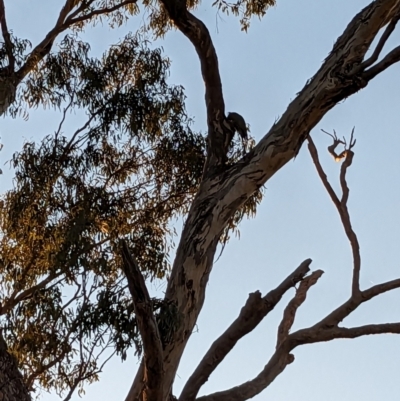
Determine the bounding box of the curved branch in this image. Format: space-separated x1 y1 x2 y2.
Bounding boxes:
179 259 311 401
362 45 400 81
120 240 164 401
308 134 361 295
160 0 227 171
196 345 295 401
276 270 323 347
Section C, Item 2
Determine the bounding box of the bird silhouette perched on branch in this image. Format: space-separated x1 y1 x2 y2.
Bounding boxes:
227 112 248 141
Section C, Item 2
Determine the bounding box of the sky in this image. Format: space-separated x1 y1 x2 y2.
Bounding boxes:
2 0 400 400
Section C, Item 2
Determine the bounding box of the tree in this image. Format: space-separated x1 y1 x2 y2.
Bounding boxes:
1 1 400 401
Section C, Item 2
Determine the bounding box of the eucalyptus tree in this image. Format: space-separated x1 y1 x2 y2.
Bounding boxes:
1 1 400 401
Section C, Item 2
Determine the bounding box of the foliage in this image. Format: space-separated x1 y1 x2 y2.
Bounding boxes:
0 31 205 395
0 29 261 398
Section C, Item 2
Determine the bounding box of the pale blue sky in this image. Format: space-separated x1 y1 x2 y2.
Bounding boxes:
2 1 400 400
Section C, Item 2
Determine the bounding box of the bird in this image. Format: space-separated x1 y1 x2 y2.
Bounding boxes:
227 112 248 141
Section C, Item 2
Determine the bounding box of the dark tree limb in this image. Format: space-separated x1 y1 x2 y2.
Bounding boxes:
160 0 229 172
16 0 138 81
196 345 295 401
358 10 400 70
120 240 164 401
179 259 311 401
276 270 323 347
0 0 15 70
293 323 400 345
307 134 361 295
363 45 400 81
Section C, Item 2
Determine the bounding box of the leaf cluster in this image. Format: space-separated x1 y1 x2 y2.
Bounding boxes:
0 33 205 396
0 16 265 400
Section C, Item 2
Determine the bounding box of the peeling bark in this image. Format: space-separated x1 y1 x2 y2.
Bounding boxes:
126 1 400 400
158 1 398 397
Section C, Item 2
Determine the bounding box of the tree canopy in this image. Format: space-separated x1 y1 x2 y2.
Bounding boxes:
1 1 400 401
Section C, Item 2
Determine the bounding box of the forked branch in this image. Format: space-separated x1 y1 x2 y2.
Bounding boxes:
14 1 138 83
276 270 323 347
196 130 400 401
180 259 312 401
307 132 360 295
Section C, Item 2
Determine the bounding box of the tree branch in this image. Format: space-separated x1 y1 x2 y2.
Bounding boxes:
160 0 228 172
292 323 400 345
362 45 400 81
0 0 15 70
308 133 361 295
15 0 138 82
65 0 136 26
358 10 400 70
120 240 164 401
276 270 323 347
136 2 400 399
196 345 295 401
179 259 312 401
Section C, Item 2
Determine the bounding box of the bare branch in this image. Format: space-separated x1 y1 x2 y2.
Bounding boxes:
362 45 400 81
120 240 164 401
179 259 312 401
293 323 400 345
196 346 295 401
16 0 138 81
307 136 341 210
359 11 400 70
276 270 323 347
311 275 400 331
65 0 136 26
308 133 361 295
362 278 400 299
321 129 346 162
